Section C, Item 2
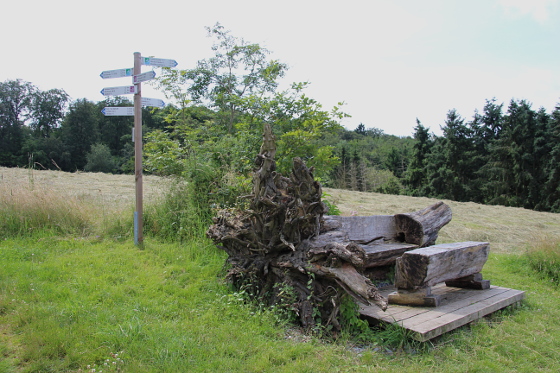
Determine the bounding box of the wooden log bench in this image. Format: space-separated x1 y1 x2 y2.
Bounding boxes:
313 202 452 268
388 241 491 307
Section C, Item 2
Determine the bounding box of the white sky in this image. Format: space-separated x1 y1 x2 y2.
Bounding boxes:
2 0 559 137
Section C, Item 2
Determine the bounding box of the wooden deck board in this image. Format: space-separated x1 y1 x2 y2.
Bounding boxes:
359 284 525 341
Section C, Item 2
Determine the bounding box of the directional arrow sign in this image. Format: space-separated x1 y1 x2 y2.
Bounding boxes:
141 57 178 68
141 97 165 108
133 70 156 84
100 67 133 79
101 107 134 116
100 85 137 96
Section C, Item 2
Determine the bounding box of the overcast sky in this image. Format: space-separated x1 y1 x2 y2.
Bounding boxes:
2 0 559 137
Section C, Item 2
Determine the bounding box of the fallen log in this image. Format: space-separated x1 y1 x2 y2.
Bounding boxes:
394 201 452 247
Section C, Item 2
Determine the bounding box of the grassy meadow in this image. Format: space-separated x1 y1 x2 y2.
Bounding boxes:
1 166 560 372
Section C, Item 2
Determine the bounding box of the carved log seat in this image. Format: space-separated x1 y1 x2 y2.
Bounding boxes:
315 202 452 268
388 241 491 307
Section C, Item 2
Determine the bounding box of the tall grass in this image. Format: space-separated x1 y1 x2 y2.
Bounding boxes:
526 238 560 285
0 185 96 237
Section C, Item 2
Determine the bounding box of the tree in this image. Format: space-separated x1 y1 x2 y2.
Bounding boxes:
434 109 476 201
158 23 288 134
476 99 505 203
530 107 552 210
403 119 433 195
354 123 366 136
484 100 539 207
545 104 560 212
248 83 345 180
22 136 71 171
29 88 69 138
97 97 134 156
0 79 36 166
61 99 101 170
384 146 409 179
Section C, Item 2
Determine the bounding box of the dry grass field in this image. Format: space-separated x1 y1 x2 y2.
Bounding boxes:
2 166 559 253
0 166 169 210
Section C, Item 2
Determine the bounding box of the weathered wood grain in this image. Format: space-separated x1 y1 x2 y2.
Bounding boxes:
394 241 490 289
394 201 452 247
359 284 525 341
361 242 419 267
321 215 397 243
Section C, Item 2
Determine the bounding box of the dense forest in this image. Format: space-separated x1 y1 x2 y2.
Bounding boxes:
1 24 559 213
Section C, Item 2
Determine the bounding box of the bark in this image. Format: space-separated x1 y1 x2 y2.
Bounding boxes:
394 201 452 247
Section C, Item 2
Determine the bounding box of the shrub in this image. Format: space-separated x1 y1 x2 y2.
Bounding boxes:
84 143 116 173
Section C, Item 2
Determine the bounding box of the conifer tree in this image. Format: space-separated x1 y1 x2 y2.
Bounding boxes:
403 120 433 195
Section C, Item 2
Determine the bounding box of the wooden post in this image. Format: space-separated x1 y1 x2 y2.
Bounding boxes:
133 52 143 246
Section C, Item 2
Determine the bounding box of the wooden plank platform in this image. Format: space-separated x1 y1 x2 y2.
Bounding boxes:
359 284 525 341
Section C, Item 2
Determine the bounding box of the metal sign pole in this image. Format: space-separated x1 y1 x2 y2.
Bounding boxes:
133 52 144 246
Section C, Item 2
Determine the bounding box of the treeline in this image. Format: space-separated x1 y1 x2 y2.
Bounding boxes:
403 99 560 212
0 79 170 173
2 75 560 213
2 22 559 214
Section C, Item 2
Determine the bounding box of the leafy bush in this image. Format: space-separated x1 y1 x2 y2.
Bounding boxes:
322 192 341 215
84 143 116 173
143 179 209 242
365 167 403 195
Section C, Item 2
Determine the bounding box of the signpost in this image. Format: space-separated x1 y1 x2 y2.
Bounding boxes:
101 107 134 116
141 97 165 108
99 52 177 247
133 52 143 246
141 57 178 68
100 68 133 79
100 85 137 96
133 70 156 84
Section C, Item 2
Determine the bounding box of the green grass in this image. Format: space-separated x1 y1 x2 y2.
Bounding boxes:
1 235 560 372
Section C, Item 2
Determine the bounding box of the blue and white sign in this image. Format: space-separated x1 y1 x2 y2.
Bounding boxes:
100 85 137 96
141 97 165 108
100 68 133 79
101 107 134 116
133 70 156 84
141 57 178 68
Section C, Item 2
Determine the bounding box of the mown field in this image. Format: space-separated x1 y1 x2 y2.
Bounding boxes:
1 166 560 372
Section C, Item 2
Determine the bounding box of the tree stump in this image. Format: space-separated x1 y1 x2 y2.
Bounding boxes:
207 124 387 331
207 124 457 330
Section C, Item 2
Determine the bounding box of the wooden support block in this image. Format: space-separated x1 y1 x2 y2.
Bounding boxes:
388 286 441 307
445 273 490 290
394 241 490 290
